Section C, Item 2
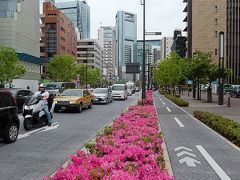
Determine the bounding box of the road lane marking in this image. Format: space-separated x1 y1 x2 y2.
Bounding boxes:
162 102 166 105
175 146 201 167
179 157 201 167
175 146 193 152
177 151 196 157
174 117 184 127
166 107 171 112
196 145 231 180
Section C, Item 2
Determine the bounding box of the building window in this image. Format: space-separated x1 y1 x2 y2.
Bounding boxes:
215 48 218 55
61 36 65 42
215 31 218 38
61 27 65 33
215 18 218 25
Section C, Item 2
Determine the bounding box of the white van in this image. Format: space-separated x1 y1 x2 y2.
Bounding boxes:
126 84 133 96
112 84 128 100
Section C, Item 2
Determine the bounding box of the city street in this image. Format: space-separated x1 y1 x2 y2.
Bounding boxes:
0 94 139 180
154 92 240 180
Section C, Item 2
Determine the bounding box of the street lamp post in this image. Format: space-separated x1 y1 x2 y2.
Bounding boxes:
141 0 146 100
85 48 88 89
218 31 224 105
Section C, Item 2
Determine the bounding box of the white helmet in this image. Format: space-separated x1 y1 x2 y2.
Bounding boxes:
39 83 46 88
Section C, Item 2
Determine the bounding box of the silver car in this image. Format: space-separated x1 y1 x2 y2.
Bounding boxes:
93 88 113 104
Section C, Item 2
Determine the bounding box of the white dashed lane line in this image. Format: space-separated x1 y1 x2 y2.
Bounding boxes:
174 117 185 128
166 107 172 112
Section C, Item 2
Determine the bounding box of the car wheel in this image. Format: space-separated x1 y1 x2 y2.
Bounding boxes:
88 101 93 109
54 107 59 113
77 103 83 113
23 118 33 131
4 123 19 143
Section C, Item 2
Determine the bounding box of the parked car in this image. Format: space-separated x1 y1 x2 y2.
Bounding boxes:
112 84 128 100
53 89 94 113
0 91 19 143
45 82 76 96
135 87 140 92
223 84 232 94
0 88 34 113
93 88 113 104
230 85 240 98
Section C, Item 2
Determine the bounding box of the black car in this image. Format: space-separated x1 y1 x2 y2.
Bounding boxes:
0 91 20 143
0 89 34 113
230 85 240 98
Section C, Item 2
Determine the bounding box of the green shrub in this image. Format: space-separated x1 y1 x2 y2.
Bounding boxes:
164 94 189 107
193 111 240 147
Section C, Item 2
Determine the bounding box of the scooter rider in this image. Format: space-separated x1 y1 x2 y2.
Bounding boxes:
38 84 52 126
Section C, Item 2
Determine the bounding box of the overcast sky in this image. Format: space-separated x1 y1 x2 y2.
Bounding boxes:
49 0 186 39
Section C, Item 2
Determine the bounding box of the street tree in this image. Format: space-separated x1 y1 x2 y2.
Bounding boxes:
153 52 183 94
75 64 101 87
0 46 25 87
47 55 77 82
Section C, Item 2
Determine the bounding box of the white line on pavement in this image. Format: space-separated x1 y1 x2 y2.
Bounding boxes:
174 117 184 127
166 107 172 112
196 145 231 180
162 102 166 105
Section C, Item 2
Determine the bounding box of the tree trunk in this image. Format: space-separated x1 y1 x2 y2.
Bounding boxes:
193 79 196 99
207 84 212 103
197 78 201 100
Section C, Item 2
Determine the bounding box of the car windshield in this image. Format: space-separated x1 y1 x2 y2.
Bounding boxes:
93 89 108 94
112 85 125 91
61 89 83 97
46 83 61 90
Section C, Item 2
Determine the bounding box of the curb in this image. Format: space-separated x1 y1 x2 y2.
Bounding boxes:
50 98 139 177
153 94 174 177
159 93 240 152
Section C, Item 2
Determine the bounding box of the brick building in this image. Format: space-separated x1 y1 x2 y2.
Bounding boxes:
40 0 77 61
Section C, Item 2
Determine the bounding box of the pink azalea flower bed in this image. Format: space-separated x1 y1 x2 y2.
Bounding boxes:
43 91 173 180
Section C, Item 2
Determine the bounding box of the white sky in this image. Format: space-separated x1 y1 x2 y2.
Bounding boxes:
44 0 186 39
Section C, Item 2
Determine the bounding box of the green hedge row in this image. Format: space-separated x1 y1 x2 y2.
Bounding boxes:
164 94 189 107
193 111 240 147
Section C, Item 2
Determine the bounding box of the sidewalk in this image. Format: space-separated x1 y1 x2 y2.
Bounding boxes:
180 92 240 124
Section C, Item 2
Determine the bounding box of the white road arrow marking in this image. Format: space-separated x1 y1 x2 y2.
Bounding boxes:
166 107 172 112
18 127 45 139
174 117 185 127
179 157 201 167
38 122 60 133
175 146 193 152
196 145 231 180
177 151 196 158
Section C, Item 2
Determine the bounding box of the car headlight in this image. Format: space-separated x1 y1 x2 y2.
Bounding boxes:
70 101 76 104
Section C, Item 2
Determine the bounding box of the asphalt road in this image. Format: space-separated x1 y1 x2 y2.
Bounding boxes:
154 92 240 180
0 93 139 180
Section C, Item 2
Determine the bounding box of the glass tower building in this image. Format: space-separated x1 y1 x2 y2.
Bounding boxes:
116 11 137 81
56 0 90 39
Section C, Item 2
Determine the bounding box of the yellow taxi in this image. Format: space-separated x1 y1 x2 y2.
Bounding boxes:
53 89 94 113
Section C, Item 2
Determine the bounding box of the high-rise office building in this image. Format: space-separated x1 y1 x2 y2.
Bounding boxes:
40 1 77 60
98 26 116 81
0 0 42 80
56 0 90 39
161 37 173 60
226 0 240 83
116 11 137 81
77 39 103 72
171 29 187 58
183 0 226 64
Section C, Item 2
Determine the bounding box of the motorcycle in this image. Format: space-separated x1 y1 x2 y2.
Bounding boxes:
22 94 52 131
